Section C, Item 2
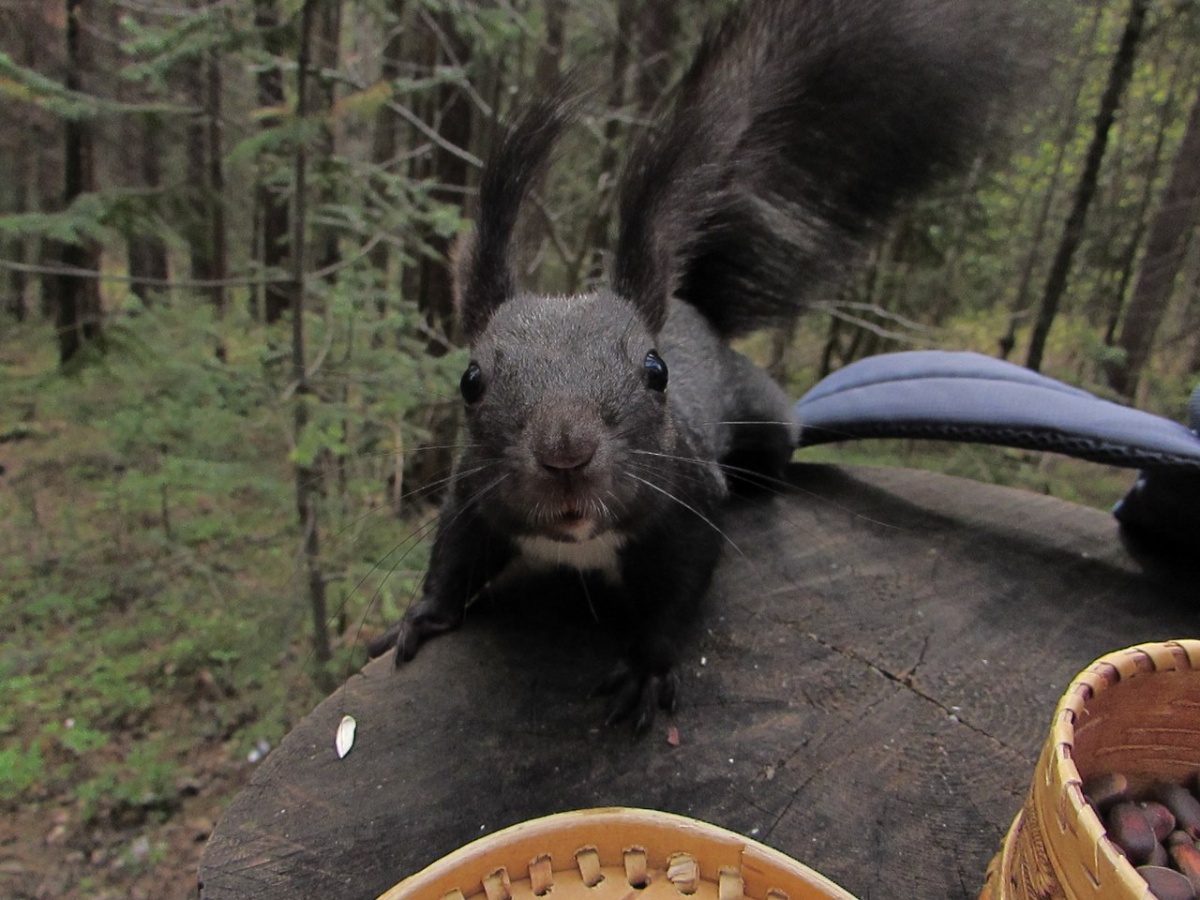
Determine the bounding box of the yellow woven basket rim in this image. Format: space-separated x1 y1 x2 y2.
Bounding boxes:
376 808 858 900
1038 640 1200 899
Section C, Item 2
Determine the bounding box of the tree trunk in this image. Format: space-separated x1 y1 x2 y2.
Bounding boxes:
186 8 228 313
206 39 228 315
127 114 170 305
36 104 64 320
534 0 565 92
1105 87 1200 398
1024 0 1149 373
820 244 885 376
634 0 678 114
255 0 292 323
579 0 636 286
1102 50 1186 347
5 7 51 322
5 126 31 321
818 315 843 379
57 0 104 365
313 0 343 280
368 0 406 287
291 0 333 689
414 7 473 337
931 147 987 324
997 2 1104 361
1187 273 1200 377
398 8 436 312
1 1 31 320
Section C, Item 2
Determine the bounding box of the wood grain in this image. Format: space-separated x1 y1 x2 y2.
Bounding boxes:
198 463 1198 900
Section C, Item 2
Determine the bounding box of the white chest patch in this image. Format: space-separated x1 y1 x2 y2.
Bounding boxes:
515 531 626 581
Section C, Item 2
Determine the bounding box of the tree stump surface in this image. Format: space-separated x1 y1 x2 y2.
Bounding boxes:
198 463 1198 900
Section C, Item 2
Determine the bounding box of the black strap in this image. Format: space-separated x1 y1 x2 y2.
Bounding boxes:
794 351 1200 551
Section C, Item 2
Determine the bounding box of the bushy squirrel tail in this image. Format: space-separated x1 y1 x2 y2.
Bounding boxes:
614 0 1017 339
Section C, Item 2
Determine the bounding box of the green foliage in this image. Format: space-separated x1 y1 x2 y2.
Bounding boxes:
73 738 180 823
798 438 1134 513
46 719 112 756
0 189 192 264
0 50 190 119
120 10 232 86
0 51 102 119
0 743 45 802
0 299 453 821
0 202 110 244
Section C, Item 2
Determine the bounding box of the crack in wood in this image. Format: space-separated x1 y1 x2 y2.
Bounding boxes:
761 687 903 843
804 631 1021 756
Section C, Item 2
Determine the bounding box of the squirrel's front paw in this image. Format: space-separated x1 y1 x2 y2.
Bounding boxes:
367 607 461 666
592 659 678 735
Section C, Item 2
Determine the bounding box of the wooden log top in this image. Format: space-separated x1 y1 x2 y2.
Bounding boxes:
198 463 1199 900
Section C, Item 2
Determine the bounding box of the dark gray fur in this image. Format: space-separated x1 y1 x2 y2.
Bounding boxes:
369 0 1014 732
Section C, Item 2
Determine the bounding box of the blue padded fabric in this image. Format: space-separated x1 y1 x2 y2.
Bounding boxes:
795 351 1200 471
793 351 1200 552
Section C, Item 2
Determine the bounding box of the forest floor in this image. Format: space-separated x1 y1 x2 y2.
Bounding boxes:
0 403 274 900
0 313 1139 899
1 745 250 899
0 316 409 900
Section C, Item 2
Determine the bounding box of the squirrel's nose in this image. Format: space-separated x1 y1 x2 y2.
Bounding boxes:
532 408 600 473
537 440 596 473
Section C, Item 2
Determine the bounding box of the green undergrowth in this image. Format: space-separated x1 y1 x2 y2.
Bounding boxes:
796 440 1134 512
0 303 443 824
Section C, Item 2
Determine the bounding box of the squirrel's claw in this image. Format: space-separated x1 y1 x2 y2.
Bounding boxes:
366 624 401 660
367 606 462 666
594 660 678 735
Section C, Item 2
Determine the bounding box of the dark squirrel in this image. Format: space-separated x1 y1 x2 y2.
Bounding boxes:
369 0 1014 731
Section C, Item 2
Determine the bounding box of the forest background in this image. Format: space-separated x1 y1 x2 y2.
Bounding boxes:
0 0 1198 897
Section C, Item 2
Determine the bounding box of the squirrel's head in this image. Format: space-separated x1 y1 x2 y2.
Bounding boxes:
443 89 681 543
454 288 672 543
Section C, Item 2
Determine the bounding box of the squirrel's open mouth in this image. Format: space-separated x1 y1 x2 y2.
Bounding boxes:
544 501 603 542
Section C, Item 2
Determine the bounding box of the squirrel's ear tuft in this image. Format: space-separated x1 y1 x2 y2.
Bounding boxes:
455 87 581 343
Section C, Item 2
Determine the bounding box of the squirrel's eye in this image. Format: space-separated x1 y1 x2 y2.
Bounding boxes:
643 350 668 392
460 361 485 404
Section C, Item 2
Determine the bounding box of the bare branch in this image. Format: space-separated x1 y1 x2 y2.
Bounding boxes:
812 300 935 335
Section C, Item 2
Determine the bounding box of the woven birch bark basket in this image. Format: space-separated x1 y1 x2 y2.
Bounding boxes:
981 640 1200 900
376 808 857 900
